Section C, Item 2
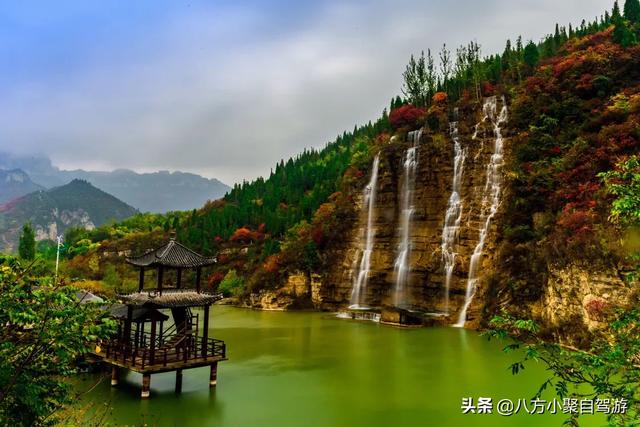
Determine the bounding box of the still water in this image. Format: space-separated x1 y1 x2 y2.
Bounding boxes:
78 306 602 426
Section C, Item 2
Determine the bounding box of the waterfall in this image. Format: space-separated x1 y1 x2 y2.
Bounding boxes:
392 129 421 307
455 96 508 327
440 112 466 315
349 154 380 309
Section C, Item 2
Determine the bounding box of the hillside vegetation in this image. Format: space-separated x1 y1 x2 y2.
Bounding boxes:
52 1 640 308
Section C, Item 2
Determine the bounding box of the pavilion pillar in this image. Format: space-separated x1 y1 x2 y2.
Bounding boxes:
150 319 157 365
202 304 210 358
196 267 202 293
124 306 133 361
138 267 145 292
141 374 151 399
157 266 164 295
110 366 119 386
175 369 183 393
177 268 182 289
209 362 218 387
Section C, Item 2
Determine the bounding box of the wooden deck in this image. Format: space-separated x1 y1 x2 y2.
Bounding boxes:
94 335 226 374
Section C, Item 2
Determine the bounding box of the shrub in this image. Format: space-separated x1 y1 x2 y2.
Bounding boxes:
102 264 121 289
389 105 426 129
229 227 259 244
218 269 244 296
207 271 225 290
584 298 612 321
432 91 448 104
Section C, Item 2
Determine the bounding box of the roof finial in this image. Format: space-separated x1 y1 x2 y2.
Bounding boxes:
169 231 177 240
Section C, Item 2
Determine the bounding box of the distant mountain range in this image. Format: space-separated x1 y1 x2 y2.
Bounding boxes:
0 179 138 251
0 169 44 204
0 153 230 212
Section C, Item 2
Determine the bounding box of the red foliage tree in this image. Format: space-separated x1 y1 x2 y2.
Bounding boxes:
263 254 281 274
207 271 225 290
432 91 448 104
481 82 495 96
389 105 426 129
229 227 254 243
584 298 611 321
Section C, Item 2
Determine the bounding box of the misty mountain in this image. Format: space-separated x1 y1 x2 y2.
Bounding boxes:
0 168 44 204
0 153 230 213
0 179 137 252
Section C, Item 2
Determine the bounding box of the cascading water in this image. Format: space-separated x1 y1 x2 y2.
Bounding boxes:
455 96 508 327
440 110 466 315
392 129 421 307
349 154 380 309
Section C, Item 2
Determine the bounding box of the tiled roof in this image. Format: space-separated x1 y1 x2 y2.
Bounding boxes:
126 238 216 268
108 304 170 321
118 290 223 308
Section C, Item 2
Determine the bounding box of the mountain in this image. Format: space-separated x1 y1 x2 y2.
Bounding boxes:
0 179 137 252
60 4 640 345
0 169 44 204
0 153 230 213
162 14 640 338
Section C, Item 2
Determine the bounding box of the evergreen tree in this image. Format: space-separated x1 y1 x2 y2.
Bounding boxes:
613 0 622 19
18 223 36 260
439 43 452 94
613 13 638 46
402 51 429 107
624 0 640 22
426 49 437 100
523 41 540 68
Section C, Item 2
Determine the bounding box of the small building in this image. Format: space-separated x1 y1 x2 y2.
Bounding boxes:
93 237 226 399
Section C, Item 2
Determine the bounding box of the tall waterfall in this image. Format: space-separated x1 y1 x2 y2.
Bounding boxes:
455 97 508 327
392 129 421 307
349 154 380 309
440 112 466 315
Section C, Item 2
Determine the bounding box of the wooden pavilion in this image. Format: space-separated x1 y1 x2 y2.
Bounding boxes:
94 237 227 399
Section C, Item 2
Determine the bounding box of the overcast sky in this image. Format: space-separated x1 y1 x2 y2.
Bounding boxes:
0 0 611 185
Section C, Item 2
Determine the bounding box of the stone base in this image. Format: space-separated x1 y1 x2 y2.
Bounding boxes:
380 306 450 327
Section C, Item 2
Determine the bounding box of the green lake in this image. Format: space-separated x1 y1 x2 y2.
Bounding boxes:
77 306 603 426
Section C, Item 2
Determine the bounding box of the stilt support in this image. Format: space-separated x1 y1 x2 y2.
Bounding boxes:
175 369 183 393
110 366 119 386
209 362 218 387
141 373 151 399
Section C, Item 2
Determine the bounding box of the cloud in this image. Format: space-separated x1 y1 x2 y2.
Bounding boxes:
0 0 611 185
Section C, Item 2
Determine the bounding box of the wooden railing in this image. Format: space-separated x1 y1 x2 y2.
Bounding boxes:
101 335 225 368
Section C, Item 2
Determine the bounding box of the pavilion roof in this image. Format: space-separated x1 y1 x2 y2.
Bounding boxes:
107 304 170 321
126 238 216 269
118 290 223 308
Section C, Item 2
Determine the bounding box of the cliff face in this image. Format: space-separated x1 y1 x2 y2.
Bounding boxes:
319 96 635 334
249 94 634 336
319 98 508 326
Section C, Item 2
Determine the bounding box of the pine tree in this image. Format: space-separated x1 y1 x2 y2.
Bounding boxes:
613 12 638 46
624 0 640 22
402 52 429 107
523 41 540 68
439 43 452 95
18 223 36 260
613 0 622 19
426 49 437 100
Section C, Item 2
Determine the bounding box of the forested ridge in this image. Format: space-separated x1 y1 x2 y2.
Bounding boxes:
38 0 640 302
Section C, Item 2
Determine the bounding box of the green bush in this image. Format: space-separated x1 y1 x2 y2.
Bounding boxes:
102 264 121 289
218 269 244 296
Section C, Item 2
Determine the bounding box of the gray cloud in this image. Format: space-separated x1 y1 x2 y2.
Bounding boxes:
0 0 611 185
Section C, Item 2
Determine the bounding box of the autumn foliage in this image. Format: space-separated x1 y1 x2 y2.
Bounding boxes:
389 105 426 129
229 226 263 243
431 91 448 104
